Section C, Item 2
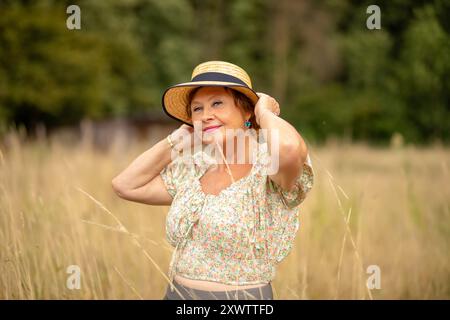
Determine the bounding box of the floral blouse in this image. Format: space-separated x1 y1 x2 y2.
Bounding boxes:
159 139 314 288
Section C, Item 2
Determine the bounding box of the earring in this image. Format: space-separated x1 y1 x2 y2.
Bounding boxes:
244 120 251 128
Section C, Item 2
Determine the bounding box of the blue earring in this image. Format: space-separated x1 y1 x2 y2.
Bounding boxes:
244 120 251 128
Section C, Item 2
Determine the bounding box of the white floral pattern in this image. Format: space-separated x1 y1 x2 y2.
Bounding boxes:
160 140 314 286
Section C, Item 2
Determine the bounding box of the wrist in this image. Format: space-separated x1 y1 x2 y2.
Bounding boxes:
166 134 182 155
256 110 274 126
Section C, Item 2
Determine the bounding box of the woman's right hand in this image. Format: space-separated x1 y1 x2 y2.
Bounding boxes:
168 124 198 154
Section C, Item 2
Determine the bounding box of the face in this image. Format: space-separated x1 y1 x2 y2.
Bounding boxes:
189 87 251 146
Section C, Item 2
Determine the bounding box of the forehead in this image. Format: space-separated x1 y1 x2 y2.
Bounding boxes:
191 86 230 102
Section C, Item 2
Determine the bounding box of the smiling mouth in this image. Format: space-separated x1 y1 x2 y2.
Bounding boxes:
203 126 222 133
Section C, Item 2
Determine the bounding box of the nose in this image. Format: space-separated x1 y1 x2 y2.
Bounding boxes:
201 106 215 122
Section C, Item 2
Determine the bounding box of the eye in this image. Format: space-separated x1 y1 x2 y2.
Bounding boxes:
213 101 222 106
192 106 202 112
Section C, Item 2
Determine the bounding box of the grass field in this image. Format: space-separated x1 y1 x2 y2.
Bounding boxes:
1 131 449 299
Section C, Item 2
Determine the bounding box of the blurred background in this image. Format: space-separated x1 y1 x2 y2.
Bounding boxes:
0 0 449 299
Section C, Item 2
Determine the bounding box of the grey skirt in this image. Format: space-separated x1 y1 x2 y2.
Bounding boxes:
162 279 273 300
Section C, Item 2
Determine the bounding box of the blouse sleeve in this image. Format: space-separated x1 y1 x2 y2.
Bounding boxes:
267 153 314 209
159 156 190 198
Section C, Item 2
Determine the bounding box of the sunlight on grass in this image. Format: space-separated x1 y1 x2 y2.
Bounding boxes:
0 132 449 299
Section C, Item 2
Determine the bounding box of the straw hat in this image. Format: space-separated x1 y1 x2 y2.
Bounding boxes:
162 61 259 126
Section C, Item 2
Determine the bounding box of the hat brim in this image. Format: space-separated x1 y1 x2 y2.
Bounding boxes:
162 81 260 127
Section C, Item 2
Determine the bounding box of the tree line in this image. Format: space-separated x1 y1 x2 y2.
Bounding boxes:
0 0 448 144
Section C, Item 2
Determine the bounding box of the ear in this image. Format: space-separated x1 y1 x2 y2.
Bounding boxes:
244 110 252 121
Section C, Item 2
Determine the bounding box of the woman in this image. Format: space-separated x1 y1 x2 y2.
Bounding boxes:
111 61 314 300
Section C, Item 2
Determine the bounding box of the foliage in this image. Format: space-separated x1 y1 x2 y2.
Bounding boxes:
0 0 448 144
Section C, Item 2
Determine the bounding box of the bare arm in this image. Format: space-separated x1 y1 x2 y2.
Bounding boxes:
255 93 308 192
111 124 193 206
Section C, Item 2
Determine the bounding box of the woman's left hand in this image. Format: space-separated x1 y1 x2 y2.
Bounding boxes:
254 93 280 124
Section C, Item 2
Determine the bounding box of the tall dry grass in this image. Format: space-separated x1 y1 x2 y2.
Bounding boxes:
0 131 449 299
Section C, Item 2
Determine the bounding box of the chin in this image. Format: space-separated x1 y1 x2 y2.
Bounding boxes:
202 127 226 145
203 135 225 145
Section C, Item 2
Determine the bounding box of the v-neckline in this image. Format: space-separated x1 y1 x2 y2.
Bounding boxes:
196 162 256 198
194 143 261 198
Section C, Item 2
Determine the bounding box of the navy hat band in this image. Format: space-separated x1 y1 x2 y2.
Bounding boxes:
191 72 249 87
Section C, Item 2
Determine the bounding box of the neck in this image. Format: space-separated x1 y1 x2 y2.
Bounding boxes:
213 134 258 172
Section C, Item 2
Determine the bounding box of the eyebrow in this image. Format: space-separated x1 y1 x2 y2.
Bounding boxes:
191 94 222 106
